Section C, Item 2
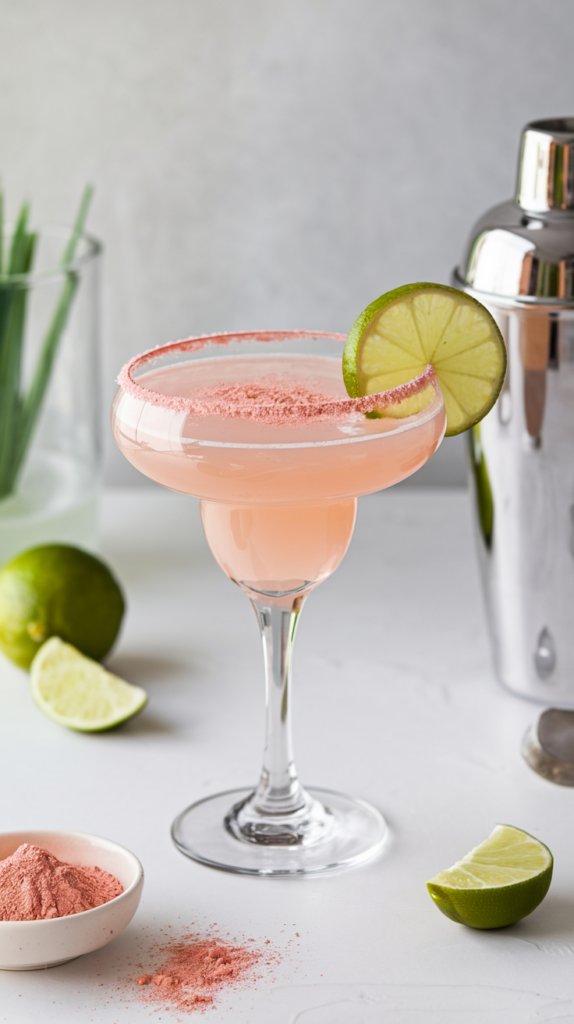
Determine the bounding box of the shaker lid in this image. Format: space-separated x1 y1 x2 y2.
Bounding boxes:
455 118 574 302
517 118 574 213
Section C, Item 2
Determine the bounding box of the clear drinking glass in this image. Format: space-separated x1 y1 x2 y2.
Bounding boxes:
111 330 445 875
0 226 102 566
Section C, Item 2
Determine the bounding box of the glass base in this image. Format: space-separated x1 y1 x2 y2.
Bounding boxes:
522 708 574 785
171 787 387 875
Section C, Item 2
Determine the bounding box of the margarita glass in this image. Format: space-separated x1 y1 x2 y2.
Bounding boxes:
112 330 445 875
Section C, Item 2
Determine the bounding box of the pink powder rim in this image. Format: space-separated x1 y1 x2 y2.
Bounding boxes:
117 330 439 421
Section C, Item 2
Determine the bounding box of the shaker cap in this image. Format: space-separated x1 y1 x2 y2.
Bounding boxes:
517 118 574 213
455 118 574 302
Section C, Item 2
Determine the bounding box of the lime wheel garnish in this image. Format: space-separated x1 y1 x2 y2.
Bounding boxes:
343 283 507 436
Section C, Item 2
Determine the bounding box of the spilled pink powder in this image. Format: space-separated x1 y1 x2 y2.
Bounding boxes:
134 933 270 1014
0 844 123 921
88 923 298 1018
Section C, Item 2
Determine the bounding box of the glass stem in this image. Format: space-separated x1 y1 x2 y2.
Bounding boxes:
250 596 307 817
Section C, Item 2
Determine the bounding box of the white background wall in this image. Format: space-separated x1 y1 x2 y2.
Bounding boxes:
1 0 573 486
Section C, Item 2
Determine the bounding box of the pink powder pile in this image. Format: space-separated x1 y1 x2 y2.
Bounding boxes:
190 376 346 424
0 844 123 921
135 934 266 1014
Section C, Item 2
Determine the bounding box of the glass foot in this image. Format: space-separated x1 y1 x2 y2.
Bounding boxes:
225 788 335 847
171 787 387 875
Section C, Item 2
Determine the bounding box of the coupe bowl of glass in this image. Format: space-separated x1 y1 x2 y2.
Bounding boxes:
112 330 445 876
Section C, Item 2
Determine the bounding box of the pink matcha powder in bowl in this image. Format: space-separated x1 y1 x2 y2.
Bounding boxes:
0 831 144 970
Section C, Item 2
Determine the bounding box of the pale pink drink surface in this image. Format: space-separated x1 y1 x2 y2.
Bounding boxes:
112 346 445 594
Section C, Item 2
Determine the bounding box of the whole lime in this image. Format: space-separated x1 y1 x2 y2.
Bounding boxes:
0 544 125 669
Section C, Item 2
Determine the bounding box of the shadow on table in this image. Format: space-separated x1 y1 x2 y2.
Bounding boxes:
507 891 574 949
106 651 189 687
98 651 197 737
119 710 176 737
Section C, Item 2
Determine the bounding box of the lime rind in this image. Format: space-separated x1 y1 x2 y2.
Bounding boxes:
426 824 553 929
343 283 507 437
30 637 148 732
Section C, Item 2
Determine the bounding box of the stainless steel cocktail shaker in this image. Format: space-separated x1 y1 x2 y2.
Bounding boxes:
454 118 574 706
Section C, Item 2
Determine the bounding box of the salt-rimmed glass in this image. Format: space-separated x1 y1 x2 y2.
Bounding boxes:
112 330 445 875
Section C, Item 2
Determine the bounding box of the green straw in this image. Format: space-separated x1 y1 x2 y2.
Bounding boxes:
0 186 93 500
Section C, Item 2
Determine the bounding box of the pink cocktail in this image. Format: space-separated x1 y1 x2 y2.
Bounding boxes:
112 330 445 875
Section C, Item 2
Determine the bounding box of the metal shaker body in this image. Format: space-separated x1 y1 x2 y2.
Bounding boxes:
454 118 574 705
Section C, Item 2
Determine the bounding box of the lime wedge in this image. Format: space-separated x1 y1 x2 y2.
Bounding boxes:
343 283 507 436
30 637 148 732
427 824 553 929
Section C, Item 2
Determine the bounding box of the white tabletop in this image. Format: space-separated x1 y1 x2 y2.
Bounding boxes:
1 486 573 1023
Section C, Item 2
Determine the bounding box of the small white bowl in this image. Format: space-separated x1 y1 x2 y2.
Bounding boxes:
0 830 144 970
